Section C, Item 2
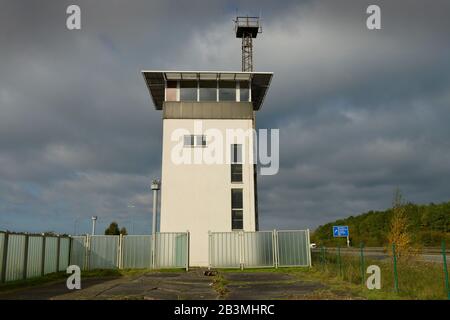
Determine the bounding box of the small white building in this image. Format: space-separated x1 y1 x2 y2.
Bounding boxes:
142 71 273 266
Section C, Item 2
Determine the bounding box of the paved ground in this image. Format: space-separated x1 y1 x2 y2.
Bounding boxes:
0 269 346 300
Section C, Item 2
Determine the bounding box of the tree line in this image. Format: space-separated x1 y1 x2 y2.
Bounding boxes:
312 197 450 247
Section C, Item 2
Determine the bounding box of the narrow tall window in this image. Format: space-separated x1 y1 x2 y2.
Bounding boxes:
239 81 249 102
231 189 243 230
231 144 242 182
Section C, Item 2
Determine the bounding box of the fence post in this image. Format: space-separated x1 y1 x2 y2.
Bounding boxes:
1 232 9 283
118 234 123 269
23 234 29 280
273 229 279 269
56 236 61 272
41 235 46 276
68 236 73 266
239 231 244 270
306 229 312 267
185 231 189 272
151 232 156 270
84 235 90 271
442 240 449 300
392 243 399 293
337 245 342 278
208 231 211 271
360 243 365 286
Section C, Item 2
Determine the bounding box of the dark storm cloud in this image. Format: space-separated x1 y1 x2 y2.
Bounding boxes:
0 0 449 233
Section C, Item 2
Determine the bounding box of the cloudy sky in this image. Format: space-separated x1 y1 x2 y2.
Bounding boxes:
1 0 449 235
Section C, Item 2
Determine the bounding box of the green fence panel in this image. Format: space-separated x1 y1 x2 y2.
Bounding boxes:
70 236 87 270
277 230 310 267
44 237 58 275
155 232 188 269
5 234 26 282
122 235 152 269
26 236 43 278
0 233 4 280
242 231 275 268
58 237 70 271
89 235 119 269
209 232 241 268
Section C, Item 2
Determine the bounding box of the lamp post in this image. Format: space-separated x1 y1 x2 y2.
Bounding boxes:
91 216 98 235
151 179 160 268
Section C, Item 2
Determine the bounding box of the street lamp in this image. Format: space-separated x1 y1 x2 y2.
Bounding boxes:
151 179 160 236
151 179 160 268
91 216 98 235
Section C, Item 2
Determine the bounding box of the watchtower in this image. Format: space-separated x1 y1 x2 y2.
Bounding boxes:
234 16 262 72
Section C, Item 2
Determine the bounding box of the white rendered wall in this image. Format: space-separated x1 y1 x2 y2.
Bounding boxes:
160 119 256 266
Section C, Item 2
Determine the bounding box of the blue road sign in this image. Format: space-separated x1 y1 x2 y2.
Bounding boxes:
333 226 349 237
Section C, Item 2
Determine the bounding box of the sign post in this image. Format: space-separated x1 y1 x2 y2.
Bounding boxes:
333 226 350 247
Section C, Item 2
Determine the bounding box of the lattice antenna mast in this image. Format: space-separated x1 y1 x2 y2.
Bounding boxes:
234 16 262 72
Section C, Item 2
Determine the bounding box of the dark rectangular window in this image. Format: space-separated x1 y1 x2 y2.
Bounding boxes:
231 144 242 163
195 135 207 147
231 164 242 182
219 81 236 101
199 80 217 101
184 135 194 147
184 135 206 147
180 80 197 101
239 81 249 102
232 210 243 230
231 144 242 182
231 189 243 230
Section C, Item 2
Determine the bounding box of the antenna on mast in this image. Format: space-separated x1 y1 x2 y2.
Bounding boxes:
234 15 262 72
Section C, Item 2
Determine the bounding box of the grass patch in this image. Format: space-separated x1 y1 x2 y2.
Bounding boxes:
310 251 449 300
212 274 229 298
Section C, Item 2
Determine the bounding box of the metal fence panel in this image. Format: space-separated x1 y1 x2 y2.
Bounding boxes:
70 236 87 270
89 235 119 269
209 232 241 268
277 230 310 267
59 238 70 271
27 236 43 278
44 237 58 274
5 234 26 282
243 231 275 268
155 232 188 269
0 233 4 279
122 235 152 269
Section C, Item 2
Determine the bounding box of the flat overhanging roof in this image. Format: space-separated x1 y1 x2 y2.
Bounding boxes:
141 70 273 111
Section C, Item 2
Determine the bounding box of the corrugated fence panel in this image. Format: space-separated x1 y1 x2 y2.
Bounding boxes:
210 232 240 268
26 236 43 278
155 233 187 268
44 237 58 274
243 231 274 268
122 235 151 269
5 234 26 281
58 238 70 271
89 236 118 269
277 231 310 267
70 236 87 270
0 233 4 279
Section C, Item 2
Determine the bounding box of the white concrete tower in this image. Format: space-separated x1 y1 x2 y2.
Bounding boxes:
142 70 272 266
